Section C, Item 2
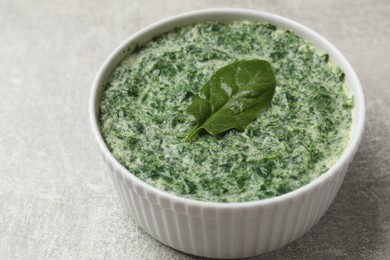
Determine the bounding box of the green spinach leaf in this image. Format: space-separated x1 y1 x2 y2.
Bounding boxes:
185 60 276 141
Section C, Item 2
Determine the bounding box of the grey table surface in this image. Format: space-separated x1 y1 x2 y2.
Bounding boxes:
1 0 389 259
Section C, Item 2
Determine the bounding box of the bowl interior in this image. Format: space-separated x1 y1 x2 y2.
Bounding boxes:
90 8 365 207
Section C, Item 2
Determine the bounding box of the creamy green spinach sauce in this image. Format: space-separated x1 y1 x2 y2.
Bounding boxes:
99 22 353 203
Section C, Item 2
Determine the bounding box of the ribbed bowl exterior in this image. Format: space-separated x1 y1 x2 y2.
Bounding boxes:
89 9 365 259
99 148 352 259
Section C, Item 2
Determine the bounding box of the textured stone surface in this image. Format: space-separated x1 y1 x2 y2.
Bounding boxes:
0 0 389 259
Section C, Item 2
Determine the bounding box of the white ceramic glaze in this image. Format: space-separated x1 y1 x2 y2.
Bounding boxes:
89 8 365 258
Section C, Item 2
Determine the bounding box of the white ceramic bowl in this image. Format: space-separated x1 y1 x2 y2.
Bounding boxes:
89 8 365 258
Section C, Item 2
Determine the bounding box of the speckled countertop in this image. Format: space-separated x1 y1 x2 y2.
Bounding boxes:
0 0 389 259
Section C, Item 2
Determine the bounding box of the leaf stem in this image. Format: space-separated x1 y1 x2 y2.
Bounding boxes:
185 127 201 142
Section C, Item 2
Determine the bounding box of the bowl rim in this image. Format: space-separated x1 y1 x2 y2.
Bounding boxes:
89 8 365 209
